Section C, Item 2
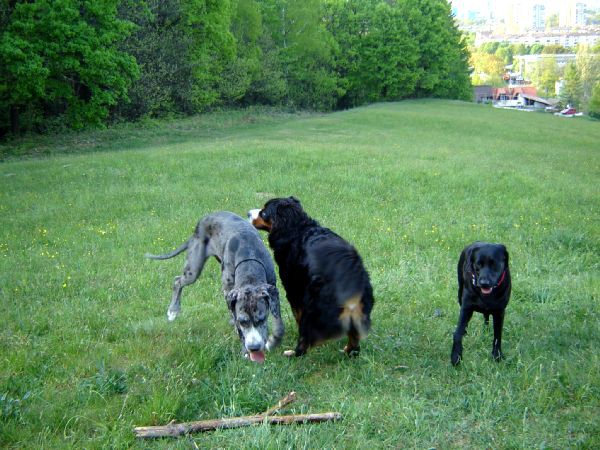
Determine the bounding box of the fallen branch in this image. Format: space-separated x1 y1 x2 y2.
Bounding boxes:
260 391 297 417
133 391 341 439
133 412 342 438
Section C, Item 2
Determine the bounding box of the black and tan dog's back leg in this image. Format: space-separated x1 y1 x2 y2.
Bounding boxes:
168 238 208 321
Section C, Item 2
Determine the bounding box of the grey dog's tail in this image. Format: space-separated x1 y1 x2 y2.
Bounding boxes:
145 239 189 260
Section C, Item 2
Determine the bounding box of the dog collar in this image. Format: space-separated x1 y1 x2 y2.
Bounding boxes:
234 258 267 275
471 270 506 289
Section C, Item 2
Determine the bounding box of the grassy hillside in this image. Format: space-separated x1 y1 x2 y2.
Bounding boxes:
1 100 598 448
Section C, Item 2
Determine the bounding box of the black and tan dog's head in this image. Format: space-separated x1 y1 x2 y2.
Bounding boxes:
248 196 304 232
466 243 509 296
226 284 279 363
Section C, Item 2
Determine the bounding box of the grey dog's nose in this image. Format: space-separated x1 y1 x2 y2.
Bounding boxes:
246 343 262 352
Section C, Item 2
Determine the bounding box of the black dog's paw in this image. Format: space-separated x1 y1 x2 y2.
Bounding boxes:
451 342 463 366
492 348 504 362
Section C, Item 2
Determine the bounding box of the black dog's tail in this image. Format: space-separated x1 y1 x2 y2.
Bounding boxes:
308 239 371 337
145 239 189 260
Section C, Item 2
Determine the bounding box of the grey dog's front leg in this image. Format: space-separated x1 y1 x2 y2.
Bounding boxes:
168 239 207 321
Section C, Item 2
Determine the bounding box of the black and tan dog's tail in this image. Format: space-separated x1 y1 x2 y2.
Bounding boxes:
145 239 190 260
308 239 372 337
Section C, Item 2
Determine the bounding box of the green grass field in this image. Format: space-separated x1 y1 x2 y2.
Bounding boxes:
1 100 599 448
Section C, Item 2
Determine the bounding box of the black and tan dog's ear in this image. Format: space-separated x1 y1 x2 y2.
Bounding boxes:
288 196 301 206
226 289 240 312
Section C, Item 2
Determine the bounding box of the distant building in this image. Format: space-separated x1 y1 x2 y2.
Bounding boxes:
560 1 587 28
475 31 600 48
532 4 545 31
473 85 494 103
515 54 578 73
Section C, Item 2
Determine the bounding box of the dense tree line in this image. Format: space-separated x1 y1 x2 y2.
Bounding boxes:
0 0 471 136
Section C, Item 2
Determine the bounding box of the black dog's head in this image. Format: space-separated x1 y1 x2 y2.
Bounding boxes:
466 243 509 296
248 196 305 232
226 284 278 363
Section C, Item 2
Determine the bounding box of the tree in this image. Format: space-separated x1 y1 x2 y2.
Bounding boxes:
324 0 419 107
527 56 560 97
0 0 138 134
407 0 472 100
183 0 235 110
117 0 196 119
542 44 569 54
259 0 341 110
470 51 505 86
219 0 263 106
588 81 600 118
560 61 583 108
576 44 600 111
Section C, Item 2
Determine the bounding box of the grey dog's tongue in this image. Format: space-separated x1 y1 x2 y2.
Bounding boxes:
249 351 265 363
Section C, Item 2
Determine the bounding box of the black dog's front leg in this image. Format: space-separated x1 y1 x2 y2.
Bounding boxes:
491 310 505 361
451 307 474 365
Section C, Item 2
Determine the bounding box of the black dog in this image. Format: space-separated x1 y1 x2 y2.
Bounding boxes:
451 242 511 365
249 197 374 357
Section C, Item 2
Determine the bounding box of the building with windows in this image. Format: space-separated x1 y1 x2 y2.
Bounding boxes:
532 4 545 31
560 1 587 28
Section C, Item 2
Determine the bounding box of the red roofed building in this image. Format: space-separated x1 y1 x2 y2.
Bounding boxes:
493 86 537 102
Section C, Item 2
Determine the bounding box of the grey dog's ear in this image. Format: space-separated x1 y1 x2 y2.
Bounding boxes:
226 288 240 312
262 284 281 319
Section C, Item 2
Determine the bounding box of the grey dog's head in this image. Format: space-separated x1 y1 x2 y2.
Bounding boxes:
226 285 275 363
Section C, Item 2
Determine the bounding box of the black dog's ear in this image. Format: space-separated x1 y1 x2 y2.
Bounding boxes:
262 284 281 319
226 289 240 312
500 244 509 267
464 245 478 274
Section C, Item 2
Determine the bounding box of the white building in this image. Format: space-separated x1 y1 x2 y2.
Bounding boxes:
560 1 587 28
475 31 600 48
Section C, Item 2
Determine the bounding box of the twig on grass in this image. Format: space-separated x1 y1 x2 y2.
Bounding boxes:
133 391 341 439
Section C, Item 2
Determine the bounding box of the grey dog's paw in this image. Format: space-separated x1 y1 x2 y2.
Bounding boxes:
167 309 179 321
283 349 295 357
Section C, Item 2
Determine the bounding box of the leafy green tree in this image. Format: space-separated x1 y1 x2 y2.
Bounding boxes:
587 81 600 118
407 0 471 100
527 56 560 97
262 0 341 110
0 0 138 134
117 0 196 119
560 61 583 108
183 0 235 110
529 43 544 54
576 44 600 111
219 0 263 106
542 44 569 54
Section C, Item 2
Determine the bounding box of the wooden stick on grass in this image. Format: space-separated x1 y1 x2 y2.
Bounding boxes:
133 391 342 439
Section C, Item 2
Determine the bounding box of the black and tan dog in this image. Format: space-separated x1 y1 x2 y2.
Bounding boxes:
249 197 374 357
451 242 511 365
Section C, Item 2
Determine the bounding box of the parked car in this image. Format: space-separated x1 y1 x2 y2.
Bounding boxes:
554 107 583 117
